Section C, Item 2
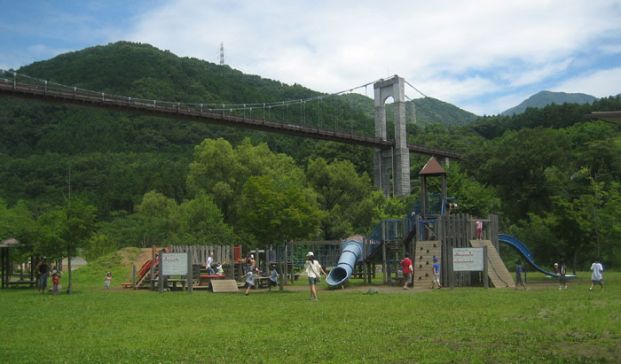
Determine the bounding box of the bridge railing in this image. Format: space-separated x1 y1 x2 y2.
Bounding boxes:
0 69 462 159
0 68 378 137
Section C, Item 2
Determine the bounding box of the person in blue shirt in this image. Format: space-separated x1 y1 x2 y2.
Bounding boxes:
431 256 442 289
268 264 279 292
515 260 526 289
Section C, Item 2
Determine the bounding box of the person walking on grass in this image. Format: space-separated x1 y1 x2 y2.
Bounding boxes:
432 256 442 289
515 260 526 290
244 267 257 296
268 264 279 292
400 253 413 289
304 252 327 300
589 258 604 291
558 259 567 290
104 272 112 289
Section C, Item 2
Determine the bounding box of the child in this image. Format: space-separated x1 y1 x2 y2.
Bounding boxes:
104 272 112 289
431 256 442 289
244 268 257 296
515 260 526 289
558 260 567 290
51 268 60 295
268 265 279 292
589 258 604 291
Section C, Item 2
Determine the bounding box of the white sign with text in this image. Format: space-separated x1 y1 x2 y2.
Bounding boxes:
161 253 188 275
453 248 484 271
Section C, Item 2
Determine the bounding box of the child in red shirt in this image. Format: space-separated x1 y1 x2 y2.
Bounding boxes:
400 254 413 289
51 268 60 295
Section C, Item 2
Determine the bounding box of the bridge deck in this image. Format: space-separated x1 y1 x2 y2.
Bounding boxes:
0 80 461 159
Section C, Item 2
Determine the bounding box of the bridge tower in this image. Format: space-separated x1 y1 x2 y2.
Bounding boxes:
373 76 411 196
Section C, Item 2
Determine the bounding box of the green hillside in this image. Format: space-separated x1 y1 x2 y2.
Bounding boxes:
412 97 478 125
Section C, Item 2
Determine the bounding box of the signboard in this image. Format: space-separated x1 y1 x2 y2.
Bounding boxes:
453 248 484 272
161 253 188 275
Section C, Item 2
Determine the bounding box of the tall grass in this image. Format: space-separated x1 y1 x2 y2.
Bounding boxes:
1 253 619 363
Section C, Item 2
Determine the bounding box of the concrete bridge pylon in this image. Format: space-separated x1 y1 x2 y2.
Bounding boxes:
373 75 411 196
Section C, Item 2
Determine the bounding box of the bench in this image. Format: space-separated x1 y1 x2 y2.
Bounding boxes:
6 280 37 288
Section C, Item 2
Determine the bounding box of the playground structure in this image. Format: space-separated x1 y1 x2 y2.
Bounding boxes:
122 245 236 291
321 156 560 289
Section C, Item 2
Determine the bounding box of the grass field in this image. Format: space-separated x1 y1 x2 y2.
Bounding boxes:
1 252 620 363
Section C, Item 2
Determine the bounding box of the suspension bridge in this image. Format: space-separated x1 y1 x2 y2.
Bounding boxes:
0 69 461 196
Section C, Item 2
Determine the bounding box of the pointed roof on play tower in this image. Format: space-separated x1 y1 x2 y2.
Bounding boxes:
418 156 446 176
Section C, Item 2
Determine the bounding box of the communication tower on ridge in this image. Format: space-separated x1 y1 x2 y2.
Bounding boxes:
219 42 225 65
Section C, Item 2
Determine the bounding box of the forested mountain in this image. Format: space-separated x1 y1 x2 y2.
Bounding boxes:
1 41 621 270
502 90 597 116
412 97 478 125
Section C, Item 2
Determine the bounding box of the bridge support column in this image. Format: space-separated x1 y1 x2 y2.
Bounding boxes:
373 76 411 196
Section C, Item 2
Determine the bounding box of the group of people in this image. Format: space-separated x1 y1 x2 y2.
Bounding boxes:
205 252 225 275
515 258 605 291
243 254 280 295
244 251 326 300
36 257 61 295
400 253 442 290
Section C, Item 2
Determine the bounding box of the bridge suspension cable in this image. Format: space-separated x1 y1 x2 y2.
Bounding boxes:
0 68 462 159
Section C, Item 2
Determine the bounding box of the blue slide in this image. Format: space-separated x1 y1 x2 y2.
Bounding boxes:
498 234 559 277
326 236 363 288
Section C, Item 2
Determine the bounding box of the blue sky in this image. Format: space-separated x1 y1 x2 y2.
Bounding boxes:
1 0 620 115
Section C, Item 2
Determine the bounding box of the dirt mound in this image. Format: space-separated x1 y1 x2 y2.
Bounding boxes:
117 247 155 269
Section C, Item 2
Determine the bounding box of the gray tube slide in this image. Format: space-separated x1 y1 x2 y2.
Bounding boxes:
326 235 363 287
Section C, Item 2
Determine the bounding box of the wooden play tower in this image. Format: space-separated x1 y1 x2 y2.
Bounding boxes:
412 157 513 288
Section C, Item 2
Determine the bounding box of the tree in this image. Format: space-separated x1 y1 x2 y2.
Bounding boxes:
36 197 96 293
237 174 324 247
171 194 236 245
133 191 177 246
306 158 381 238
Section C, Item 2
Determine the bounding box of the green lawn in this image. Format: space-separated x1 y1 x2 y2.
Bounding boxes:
1 255 619 363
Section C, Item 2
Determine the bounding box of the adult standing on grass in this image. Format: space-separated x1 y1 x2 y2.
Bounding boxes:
37 257 50 294
400 253 413 289
304 252 327 300
589 258 604 291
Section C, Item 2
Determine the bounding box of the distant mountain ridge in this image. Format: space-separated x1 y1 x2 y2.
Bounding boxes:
502 90 596 116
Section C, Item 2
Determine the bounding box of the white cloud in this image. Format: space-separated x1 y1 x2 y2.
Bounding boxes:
551 67 621 97
503 59 573 88
116 0 621 113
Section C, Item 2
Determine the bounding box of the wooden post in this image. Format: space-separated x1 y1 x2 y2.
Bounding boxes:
187 249 193 294
150 246 156 291
131 264 136 288
278 261 285 291
483 246 489 289
449 247 454 289
283 243 289 285
158 250 164 293
382 221 387 284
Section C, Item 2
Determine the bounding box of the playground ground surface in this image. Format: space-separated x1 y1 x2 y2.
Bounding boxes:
1 250 619 363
